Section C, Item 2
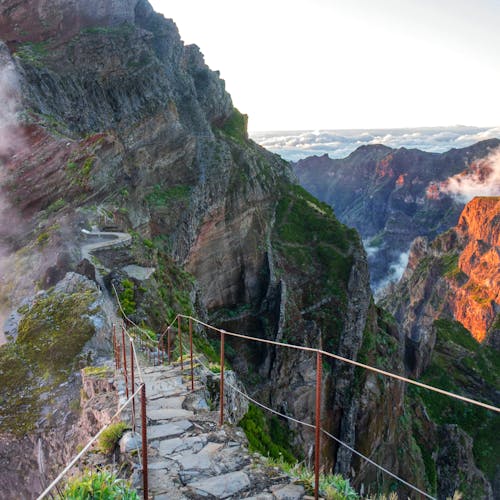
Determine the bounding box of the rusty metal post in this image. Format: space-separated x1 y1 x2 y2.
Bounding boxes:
167 327 171 363
140 384 148 499
189 318 194 391
314 351 322 500
130 340 136 431
113 324 117 370
122 325 129 399
161 335 165 365
219 330 225 427
178 316 183 370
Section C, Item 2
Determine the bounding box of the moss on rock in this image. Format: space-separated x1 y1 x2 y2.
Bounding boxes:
0 284 99 435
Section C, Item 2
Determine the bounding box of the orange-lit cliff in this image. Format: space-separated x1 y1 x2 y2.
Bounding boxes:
452 197 500 341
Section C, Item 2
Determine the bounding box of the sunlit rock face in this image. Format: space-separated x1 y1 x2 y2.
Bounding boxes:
452 197 500 342
382 196 500 375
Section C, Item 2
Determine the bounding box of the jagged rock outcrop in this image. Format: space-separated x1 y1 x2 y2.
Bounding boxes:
382 196 500 375
293 141 500 290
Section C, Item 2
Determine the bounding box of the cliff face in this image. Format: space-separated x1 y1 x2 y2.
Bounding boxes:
382 196 500 374
0 1 421 497
293 141 500 290
381 198 500 498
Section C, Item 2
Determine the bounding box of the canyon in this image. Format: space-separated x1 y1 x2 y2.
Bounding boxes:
0 0 498 499
293 141 500 291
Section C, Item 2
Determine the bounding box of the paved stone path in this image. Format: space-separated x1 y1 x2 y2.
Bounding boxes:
127 363 308 500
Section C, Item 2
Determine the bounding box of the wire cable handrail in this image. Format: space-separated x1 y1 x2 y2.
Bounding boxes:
109 288 499 499
178 314 500 414
191 349 436 500
37 384 143 499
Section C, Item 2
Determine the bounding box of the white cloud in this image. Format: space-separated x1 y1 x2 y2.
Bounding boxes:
440 148 500 202
373 250 410 296
251 126 500 162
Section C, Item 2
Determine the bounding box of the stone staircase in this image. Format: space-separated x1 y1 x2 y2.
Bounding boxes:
128 362 308 500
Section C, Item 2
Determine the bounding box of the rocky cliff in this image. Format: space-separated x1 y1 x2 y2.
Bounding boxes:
382 196 500 374
380 197 500 497
293 141 500 291
0 1 488 498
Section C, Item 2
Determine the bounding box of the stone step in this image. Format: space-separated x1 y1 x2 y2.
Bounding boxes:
147 420 193 441
186 470 251 499
148 408 194 420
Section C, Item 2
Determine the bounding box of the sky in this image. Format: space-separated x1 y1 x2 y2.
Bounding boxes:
149 0 500 131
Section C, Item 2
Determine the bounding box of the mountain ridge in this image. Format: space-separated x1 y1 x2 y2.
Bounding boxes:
293 139 500 290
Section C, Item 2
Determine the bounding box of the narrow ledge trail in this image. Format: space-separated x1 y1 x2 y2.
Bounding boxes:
118 360 309 500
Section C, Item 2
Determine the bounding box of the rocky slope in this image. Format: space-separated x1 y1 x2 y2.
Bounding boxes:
293 141 500 291
382 196 500 375
380 197 500 497
0 1 492 498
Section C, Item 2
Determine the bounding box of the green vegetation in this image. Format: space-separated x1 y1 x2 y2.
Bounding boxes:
0 287 98 434
265 456 359 499
440 253 461 278
410 319 499 481
60 470 139 499
82 366 112 379
15 41 48 66
45 198 66 215
145 184 191 208
239 404 297 463
119 279 136 316
219 108 247 144
17 289 97 374
81 24 135 36
36 232 50 247
66 156 95 188
272 184 357 345
98 421 129 454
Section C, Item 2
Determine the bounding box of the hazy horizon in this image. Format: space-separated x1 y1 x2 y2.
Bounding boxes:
251 125 500 161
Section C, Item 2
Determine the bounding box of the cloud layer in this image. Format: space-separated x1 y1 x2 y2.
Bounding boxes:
440 148 500 203
251 126 500 162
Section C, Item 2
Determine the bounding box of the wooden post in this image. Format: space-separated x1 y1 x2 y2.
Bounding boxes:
167 327 171 363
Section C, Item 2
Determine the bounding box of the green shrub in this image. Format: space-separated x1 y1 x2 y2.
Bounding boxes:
60 470 139 499
239 404 296 463
119 279 136 316
97 421 129 454
219 108 247 144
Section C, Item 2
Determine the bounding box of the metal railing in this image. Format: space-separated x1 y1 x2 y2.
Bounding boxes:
148 313 499 500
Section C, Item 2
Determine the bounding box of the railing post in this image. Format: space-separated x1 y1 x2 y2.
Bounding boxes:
116 326 121 370
130 340 136 431
113 324 117 370
178 316 183 370
167 327 171 363
189 317 194 391
219 329 225 427
141 383 148 500
122 325 129 399
159 335 163 365
314 350 322 500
